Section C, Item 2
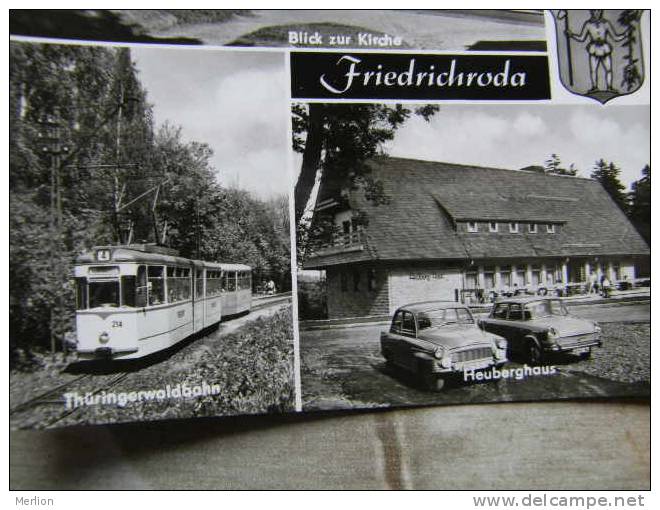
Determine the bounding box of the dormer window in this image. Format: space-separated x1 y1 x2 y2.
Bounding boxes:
528 223 537 234
546 224 556 234
489 222 498 233
467 222 478 233
509 222 519 233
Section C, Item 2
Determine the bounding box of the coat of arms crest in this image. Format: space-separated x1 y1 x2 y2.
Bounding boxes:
551 9 645 104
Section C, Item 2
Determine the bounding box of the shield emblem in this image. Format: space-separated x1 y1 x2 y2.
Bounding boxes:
551 9 645 104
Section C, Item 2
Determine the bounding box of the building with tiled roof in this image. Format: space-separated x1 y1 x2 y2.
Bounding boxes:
303 156 649 319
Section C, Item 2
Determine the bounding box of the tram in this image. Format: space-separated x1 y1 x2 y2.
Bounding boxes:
73 244 251 360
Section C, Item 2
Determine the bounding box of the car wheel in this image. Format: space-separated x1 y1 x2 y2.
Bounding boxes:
525 337 543 365
579 349 592 360
421 371 446 392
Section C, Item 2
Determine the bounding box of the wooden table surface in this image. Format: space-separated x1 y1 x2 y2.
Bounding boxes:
10 401 649 490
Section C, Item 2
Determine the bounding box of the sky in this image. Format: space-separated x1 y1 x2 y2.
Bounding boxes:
129 44 648 200
384 104 650 189
131 47 289 199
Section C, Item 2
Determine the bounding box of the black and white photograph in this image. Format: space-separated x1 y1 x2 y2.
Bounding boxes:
8 8 651 492
293 103 650 411
11 9 547 51
9 41 295 428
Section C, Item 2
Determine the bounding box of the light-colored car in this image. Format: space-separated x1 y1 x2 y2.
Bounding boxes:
380 301 507 391
478 297 602 364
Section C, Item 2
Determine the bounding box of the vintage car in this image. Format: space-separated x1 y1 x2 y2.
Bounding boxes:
380 301 508 391
478 297 602 364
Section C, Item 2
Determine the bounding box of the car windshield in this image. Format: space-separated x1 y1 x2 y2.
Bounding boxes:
417 308 474 330
525 300 567 319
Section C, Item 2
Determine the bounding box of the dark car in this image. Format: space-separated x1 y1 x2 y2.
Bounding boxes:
478 297 602 364
380 301 507 391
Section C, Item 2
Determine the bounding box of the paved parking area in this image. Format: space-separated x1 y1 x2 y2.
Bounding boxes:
301 302 650 411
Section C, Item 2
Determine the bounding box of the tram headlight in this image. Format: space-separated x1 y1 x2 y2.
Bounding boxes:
99 331 110 344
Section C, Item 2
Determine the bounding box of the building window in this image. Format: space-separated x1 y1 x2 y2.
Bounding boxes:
509 222 519 233
489 222 498 233
500 265 511 287
338 215 361 246
467 222 478 233
340 272 348 292
531 265 541 286
528 223 537 234
516 267 527 286
546 224 556 234
483 266 495 289
465 271 478 289
353 271 360 292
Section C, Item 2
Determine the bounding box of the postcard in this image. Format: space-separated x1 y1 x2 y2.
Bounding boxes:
9 9 650 428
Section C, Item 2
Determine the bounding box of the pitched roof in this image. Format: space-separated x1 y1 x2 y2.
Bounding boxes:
304 157 649 269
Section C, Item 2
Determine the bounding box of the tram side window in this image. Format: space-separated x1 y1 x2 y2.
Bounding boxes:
206 270 222 296
136 266 148 307
167 267 191 303
181 268 191 300
195 269 204 298
75 278 88 310
226 271 236 292
221 272 227 293
238 271 251 290
148 266 165 306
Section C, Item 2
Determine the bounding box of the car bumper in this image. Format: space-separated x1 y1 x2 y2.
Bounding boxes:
548 333 601 353
430 357 499 374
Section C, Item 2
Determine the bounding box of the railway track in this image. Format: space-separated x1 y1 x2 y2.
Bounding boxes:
45 372 132 428
9 374 92 415
251 292 291 312
10 372 133 429
11 294 292 429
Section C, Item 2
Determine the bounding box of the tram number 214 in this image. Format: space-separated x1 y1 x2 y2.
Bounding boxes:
112 321 123 328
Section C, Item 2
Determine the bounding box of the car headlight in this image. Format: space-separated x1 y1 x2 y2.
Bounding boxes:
494 337 507 349
434 347 444 359
548 327 559 339
594 323 602 334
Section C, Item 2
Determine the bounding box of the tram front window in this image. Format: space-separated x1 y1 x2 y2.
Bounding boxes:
88 280 120 308
75 277 88 310
122 276 136 307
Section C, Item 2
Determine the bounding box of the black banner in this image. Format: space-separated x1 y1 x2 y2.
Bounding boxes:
291 52 551 100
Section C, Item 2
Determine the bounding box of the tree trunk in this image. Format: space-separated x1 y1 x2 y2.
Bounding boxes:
294 103 324 224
